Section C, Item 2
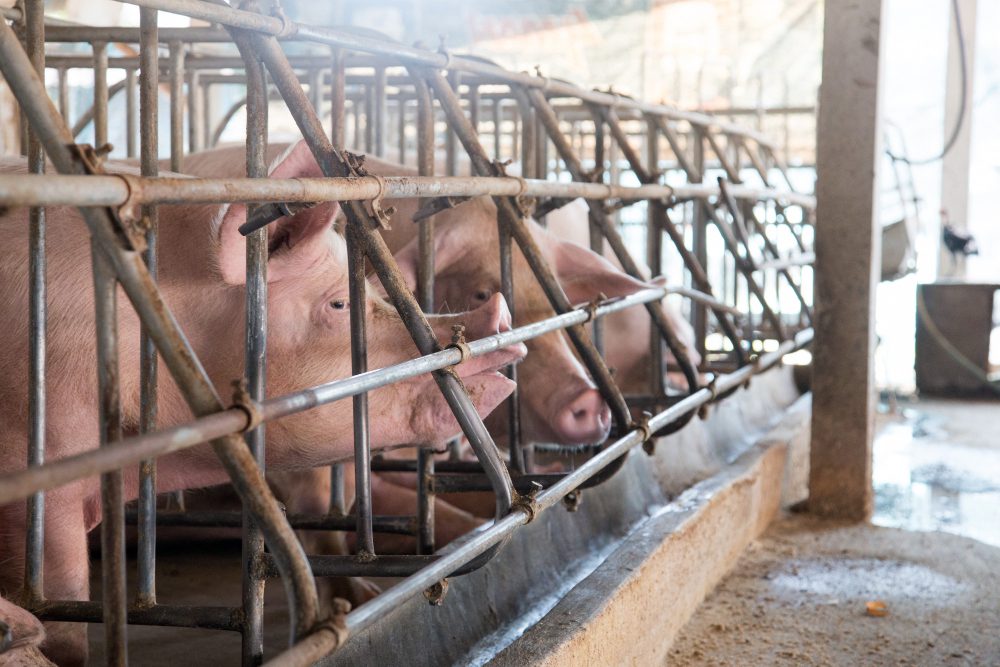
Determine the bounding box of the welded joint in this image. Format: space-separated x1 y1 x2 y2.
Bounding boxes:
69 143 148 253
445 324 472 365
261 0 296 38
365 172 396 230
309 598 351 652
423 579 449 606
494 158 535 218
633 411 654 455
582 292 609 323
511 481 543 523
113 172 145 225
229 378 263 433
698 375 720 420
436 35 453 70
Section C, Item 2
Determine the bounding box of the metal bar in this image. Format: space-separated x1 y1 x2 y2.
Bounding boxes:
412 71 436 555
92 41 108 147
347 225 375 557
123 509 417 534
187 68 202 152
23 0 46 607
0 286 674 507
373 65 385 157
93 244 127 667
444 70 460 175
136 4 159 611
234 22 269 665
168 40 184 172
330 49 345 145
57 66 69 120
31 601 241 632
267 327 814 665
0 18 320 642
125 68 137 158
646 117 666 394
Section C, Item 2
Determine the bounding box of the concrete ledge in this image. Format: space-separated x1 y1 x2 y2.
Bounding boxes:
489 419 795 666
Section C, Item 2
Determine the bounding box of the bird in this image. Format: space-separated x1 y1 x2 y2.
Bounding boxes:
942 224 978 258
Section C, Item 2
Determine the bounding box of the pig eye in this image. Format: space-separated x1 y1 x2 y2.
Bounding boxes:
329 300 349 311
473 289 492 302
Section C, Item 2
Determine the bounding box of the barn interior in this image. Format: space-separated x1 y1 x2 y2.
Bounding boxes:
0 1 997 666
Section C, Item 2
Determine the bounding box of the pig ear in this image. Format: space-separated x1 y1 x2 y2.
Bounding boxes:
547 238 652 305
215 141 338 284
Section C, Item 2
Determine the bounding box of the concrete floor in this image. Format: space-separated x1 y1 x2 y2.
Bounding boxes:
873 398 1000 547
669 398 1000 666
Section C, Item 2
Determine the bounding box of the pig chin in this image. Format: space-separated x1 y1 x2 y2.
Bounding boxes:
404 372 516 445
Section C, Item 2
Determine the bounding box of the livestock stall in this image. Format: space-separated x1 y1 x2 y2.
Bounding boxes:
0 2 815 664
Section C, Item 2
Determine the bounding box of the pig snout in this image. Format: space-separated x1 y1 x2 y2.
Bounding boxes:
440 293 525 377
552 387 612 444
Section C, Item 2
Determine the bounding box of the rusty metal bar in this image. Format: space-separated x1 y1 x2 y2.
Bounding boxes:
233 21 269 664
0 18 321 643
168 40 184 172
92 41 108 147
93 243 128 666
136 4 160 611
125 68 137 158
23 0 46 607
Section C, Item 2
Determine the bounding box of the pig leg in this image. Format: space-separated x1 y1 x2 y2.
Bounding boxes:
0 595 56 667
266 469 380 610
0 488 90 667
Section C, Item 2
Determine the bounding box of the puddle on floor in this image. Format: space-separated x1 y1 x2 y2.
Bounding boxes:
767 557 970 605
873 404 1000 548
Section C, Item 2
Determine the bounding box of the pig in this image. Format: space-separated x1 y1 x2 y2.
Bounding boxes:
0 597 54 667
0 150 525 664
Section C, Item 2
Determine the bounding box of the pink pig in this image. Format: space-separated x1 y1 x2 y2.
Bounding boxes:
0 596 54 666
0 149 524 664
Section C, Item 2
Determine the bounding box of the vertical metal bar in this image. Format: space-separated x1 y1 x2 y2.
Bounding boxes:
445 70 460 176
364 83 374 153
499 220 524 473
590 115 606 357
187 68 202 153
23 0 46 607
398 97 407 165
93 245 127 667
236 31 269 665
57 67 69 121
201 79 212 157
136 5 159 611
646 117 666 392
373 66 386 157
168 41 184 172
93 42 109 148
515 92 534 179
412 73 436 553
308 66 322 124
347 226 375 557
125 69 138 158
492 98 501 159
691 126 708 362
330 54 346 141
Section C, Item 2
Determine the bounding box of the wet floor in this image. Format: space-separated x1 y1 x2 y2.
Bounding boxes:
873 398 1000 548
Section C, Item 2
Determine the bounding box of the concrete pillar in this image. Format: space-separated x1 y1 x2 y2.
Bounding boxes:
809 0 886 520
938 0 977 280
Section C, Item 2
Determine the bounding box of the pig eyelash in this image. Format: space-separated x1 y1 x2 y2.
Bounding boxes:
329 300 349 310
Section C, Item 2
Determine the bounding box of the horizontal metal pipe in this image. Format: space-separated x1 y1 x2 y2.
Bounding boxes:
123 509 417 535
0 287 670 505
31 601 242 631
266 327 814 665
753 252 816 271
0 173 815 210
107 0 772 145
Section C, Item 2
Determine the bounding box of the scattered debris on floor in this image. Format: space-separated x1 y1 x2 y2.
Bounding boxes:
668 514 1000 666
